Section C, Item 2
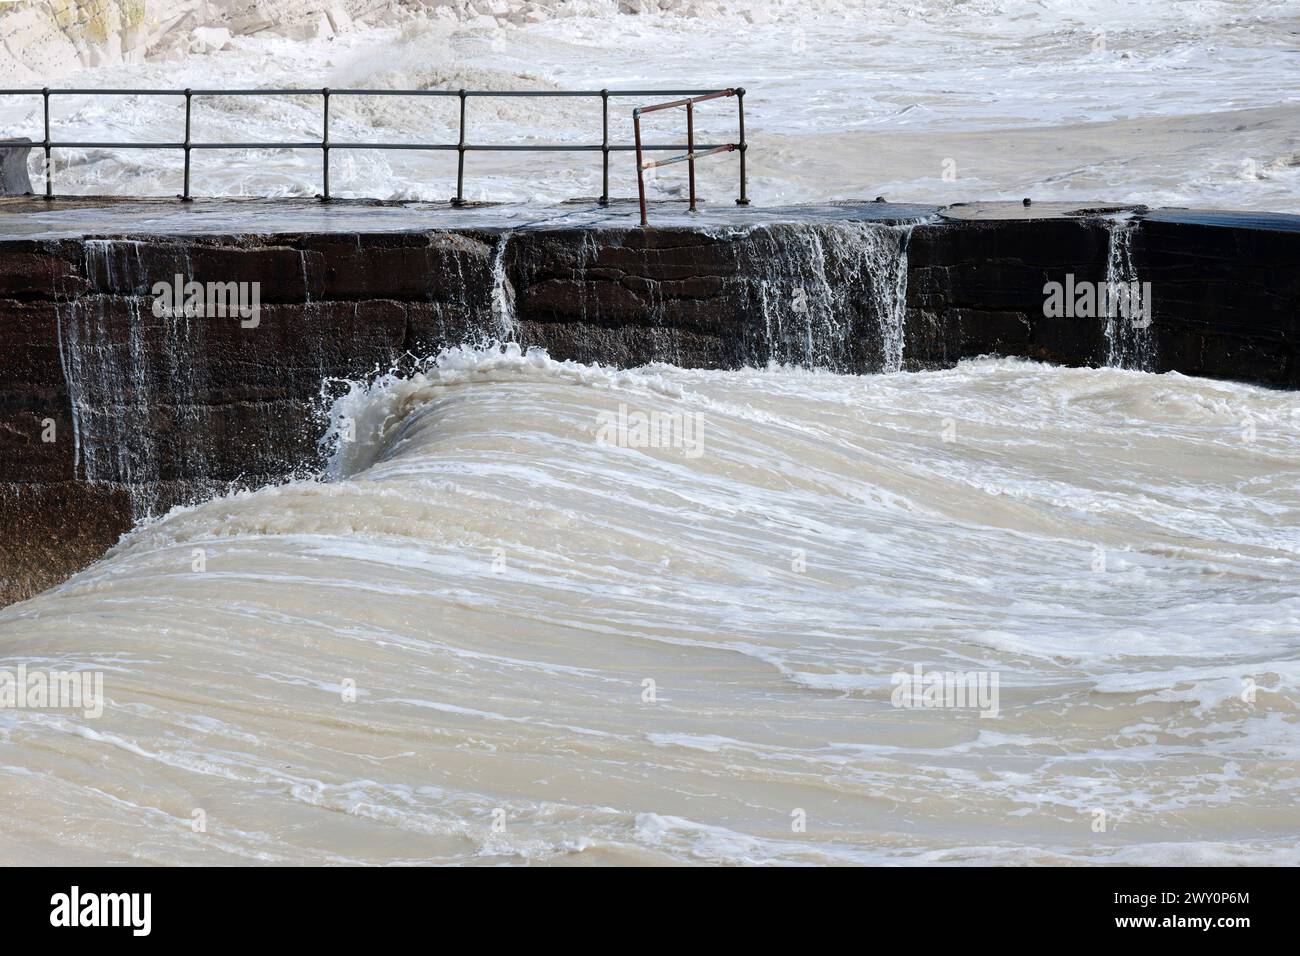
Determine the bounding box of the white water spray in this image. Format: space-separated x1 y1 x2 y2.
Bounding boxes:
742 221 915 371
489 232 519 342
1103 217 1156 372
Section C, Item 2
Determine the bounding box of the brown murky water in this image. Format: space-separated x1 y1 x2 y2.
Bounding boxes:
2 349 1297 864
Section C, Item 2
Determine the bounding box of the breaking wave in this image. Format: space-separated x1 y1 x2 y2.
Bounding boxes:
1 347 1297 864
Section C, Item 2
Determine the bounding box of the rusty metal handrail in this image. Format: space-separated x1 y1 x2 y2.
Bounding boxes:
0 86 749 208
633 88 748 226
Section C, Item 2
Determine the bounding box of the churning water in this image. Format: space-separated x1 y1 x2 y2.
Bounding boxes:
1 0 1296 867
2 347 1297 864
4 0 1298 210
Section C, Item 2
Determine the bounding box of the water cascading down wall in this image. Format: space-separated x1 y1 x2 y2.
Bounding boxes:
1 200 1297 605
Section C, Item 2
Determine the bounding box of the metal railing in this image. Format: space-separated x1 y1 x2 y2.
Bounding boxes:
633 89 746 226
0 86 750 216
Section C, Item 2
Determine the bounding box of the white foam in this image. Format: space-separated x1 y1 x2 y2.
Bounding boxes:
3 347 1298 864
6 2 1298 210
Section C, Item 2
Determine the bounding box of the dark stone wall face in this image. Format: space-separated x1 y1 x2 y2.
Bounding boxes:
1 214 1296 605
905 218 1115 368
0 230 501 604
509 222 919 373
1133 218 1300 387
904 216 1300 387
505 227 747 369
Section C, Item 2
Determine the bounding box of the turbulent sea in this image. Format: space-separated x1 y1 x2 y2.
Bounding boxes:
2 348 1297 864
2 0 1298 210
0 0 1297 865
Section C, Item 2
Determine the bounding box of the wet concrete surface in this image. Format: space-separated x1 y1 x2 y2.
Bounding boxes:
0 196 942 240
6 195 1298 241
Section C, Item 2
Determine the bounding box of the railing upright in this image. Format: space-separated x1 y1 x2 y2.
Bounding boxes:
686 99 696 212
321 87 331 201
454 89 467 206
736 87 749 206
182 88 192 201
633 108 646 226
42 87 51 199
600 88 609 206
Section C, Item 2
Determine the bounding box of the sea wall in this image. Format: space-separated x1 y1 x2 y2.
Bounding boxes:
1 201 1297 604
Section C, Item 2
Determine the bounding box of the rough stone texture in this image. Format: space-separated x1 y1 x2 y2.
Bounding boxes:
0 227 497 604
906 213 1300 387
1132 214 1300 387
907 218 1113 369
0 209 1297 605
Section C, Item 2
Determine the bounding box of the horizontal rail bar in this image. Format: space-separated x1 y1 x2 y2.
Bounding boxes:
42 142 731 152
335 143 730 152
0 88 731 98
635 89 736 115
641 144 735 170
463 143 729 152
453 90 728 98
48 142 321 149
46 142 189 149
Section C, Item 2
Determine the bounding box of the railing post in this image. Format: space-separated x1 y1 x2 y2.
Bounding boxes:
599 88 609 206
734 86 749 206
633 108 647 227
42 87 51 199
453 89 467 206
320 87 330 202
181 88 192 201
686 99 697 213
